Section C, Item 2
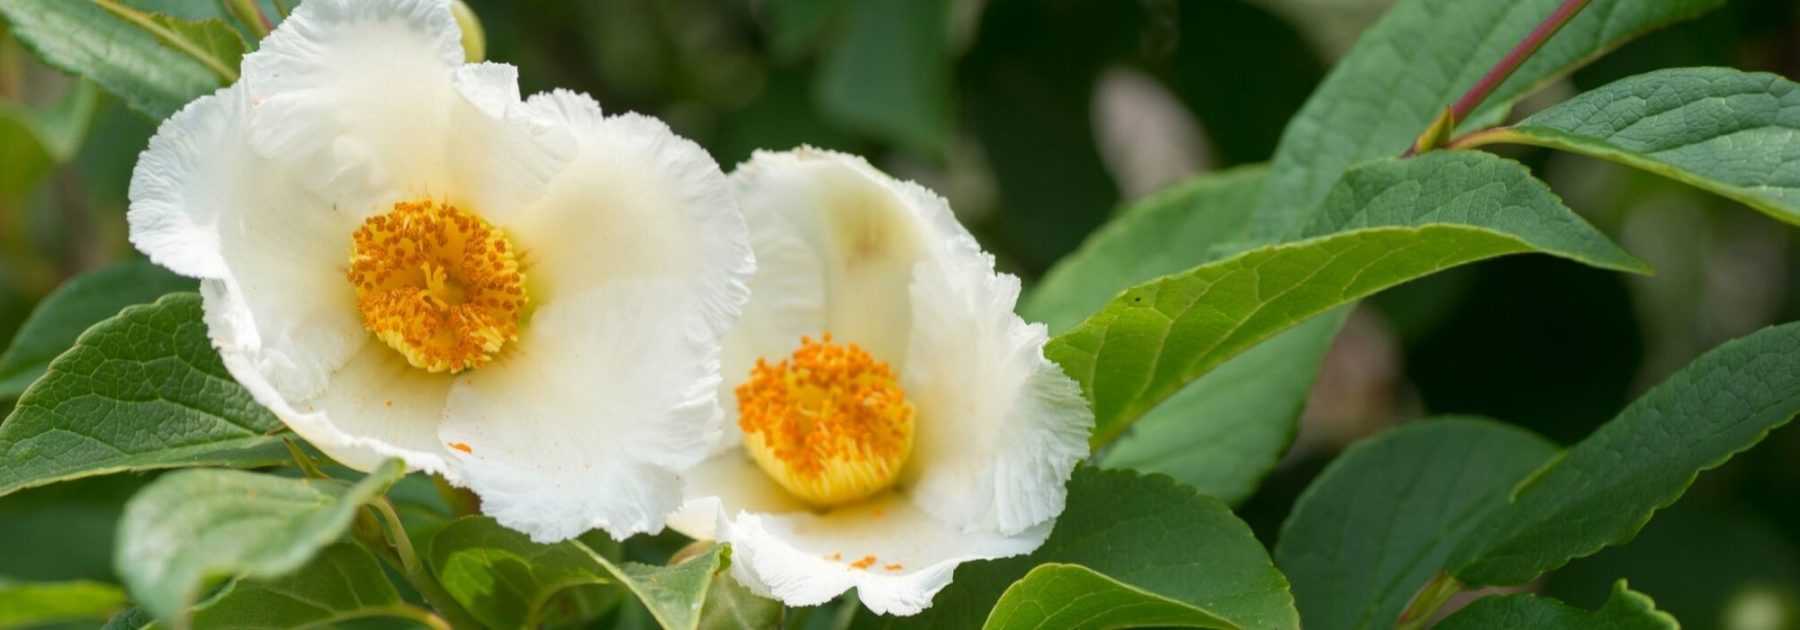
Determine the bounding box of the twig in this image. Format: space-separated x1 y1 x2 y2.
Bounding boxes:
1404 0 1592 156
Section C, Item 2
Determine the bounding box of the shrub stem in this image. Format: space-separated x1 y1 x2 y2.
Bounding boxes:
1405 0 1592 155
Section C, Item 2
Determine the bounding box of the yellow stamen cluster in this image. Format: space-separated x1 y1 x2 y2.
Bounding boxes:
737 335 916 507
348 199 527 373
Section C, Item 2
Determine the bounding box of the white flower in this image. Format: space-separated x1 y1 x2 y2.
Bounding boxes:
127 0 751 543
669 149 1093 615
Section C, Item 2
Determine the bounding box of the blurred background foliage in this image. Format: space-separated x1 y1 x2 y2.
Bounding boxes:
2 1 1798 628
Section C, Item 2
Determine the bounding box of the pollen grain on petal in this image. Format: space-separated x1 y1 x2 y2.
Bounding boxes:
348 199 528 373
736 334 915 508
849 555 877 571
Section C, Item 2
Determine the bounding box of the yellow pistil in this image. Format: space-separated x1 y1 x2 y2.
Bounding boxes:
737 334 916 507
347 199 526 373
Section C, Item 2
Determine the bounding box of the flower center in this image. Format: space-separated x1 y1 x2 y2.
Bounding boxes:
347 199 527 373
737 334 916 507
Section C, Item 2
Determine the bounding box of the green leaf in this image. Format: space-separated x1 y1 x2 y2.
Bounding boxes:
596 543 729 630
698 568 784 630
0 79 99 166
1435 581 1677 630
860 467 1296 630
1462 67 1800 224
1279 322 1800 626
981 564 1233 630
181 542 435 630
1273 418 1560 630
1545 506 1800 626
1023 165 1269 334
1251 0 1722 237
0 80 96 202
0 293 288 498
428 516 615 629
0 476 146 583
1023 165 1335 502
1101 315 1338 504
1451 320 1800 586
0 260 195 399
0 0 241 119
115 460 406 623
110 542 440 630
816 0 950 153
0 579 127 627
0 109 54 205
1050 150 1645 447
129 9 250 82
429 516 730 630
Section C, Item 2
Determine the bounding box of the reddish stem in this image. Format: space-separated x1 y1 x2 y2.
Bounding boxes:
1404 0 1593 156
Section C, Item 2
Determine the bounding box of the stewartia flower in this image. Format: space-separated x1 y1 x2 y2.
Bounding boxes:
670 149 1094 615
127 0 751 542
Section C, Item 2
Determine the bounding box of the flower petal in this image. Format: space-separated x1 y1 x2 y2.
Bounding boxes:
286 342 456 474
712 181 829 454
667 451 810 540
441 280 727 542
446 63 575 214
241 0 463 209
131 81 365 406
511 91 751 325
726 149 935 365
903 249 1093 536
724 493 1048 615
126 86 237 279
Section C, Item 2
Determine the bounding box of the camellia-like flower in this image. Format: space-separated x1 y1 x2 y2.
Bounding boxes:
670 149 1094 615
127 0 751 542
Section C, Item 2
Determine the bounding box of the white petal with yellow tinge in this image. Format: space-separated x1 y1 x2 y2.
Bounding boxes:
126 0 751 543
670 149 1093 616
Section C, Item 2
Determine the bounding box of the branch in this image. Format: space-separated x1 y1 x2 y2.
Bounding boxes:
1404 0 1592 156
